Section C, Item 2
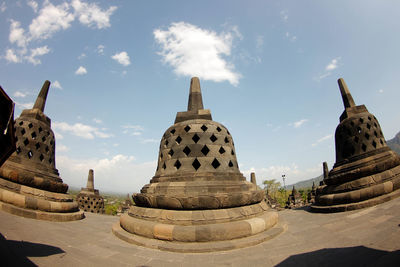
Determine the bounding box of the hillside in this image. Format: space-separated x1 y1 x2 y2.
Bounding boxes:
287 174 323 190
387 131 400 155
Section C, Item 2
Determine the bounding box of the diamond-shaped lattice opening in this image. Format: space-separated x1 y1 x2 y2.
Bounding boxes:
216 126 222 132
380 131 383 135
174 160 182 169
160 153 163 159
175 136 182 144
380 139 384 145
201 125 208 132
374 131 378 137
28 123 33 128
38 127 42 133
192 158 201 170
165 140 169 147
354 136 359 143
42 136 46 142
19 121 23 126
210 134 217 143
168 149 174 157
228 160 234 167
224 137 229 143
201 145 210 156
27 151 33 159
219 147 226 154
350 121 355 126
23 138 29 146
357 127 362 134
31 132 37 139
170 129 176 134
372 140 377 148
50 140 53 145
359 118 364 123
49 158 53 164
39 154 44 161
365 133 370 140
367 123 371 130
21 129 26 135
35 143 40 149
374 123 378 128
211 158 220 169
183 146 191 156
192 134 200 143
361 143 367 152
231 150 235 155
16 147 21 154
162 162 166 169
184 125 191 132
47 131 51 136
45 146 49 152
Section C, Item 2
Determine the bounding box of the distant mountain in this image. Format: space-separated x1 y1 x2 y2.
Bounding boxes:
387 131 400 155
287 174 324 190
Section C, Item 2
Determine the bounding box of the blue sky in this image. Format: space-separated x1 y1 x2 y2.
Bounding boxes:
1 0 400 193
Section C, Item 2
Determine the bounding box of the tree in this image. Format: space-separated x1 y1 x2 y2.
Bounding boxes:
263 179 281 199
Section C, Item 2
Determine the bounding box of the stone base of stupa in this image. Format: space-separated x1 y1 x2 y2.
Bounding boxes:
0 177 84 221
311 164 400 213
113 201 284 252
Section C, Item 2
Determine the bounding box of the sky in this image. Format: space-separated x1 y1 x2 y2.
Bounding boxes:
1 0 400 194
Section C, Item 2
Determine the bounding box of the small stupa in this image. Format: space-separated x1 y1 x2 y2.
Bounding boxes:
113 77 281 252
0 86 16 166
76 169 104 213
312 78 400 212
0 81 84 221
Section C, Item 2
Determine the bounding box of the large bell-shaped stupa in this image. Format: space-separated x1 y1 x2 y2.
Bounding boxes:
113 78 282 252
312 78 400 212
0 81 84 221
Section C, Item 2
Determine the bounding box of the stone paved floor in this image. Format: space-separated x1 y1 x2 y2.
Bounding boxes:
1 198 400 266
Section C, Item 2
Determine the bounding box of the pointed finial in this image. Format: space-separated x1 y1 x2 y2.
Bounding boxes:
86 169 94 190
338 78 356 109
323 161 329 179
187 77 204 112
250 172 257 185
33 80 50 112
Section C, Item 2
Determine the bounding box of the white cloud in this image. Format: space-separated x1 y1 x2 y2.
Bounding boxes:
78 53 86 59
97 44 104 55
25 45 50 65
4 49 21 63
122 124 144 135
15 102 33 109
71 0 117 29
52 80 62 89
57 144 69 152
29 1 74 41
111 51 131 66
93 118 102 124
280 10 288 22
256 35 264 50
312 134 333 147
292 119 308 128
325 57 340 71
379 89 384 93
154 22 241 86
75 66 87 75
285 32 297 42
13 91 27 98
0 2 6 12
9 20 28 48
27 0 38 13
57 154 156 193
53 121 113 139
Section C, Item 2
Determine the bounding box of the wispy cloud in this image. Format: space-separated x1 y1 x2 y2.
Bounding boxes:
52 80 62 89
13 91 27 98
25 45 50 65
93 118 102 124
78 53 86 59
97 44 105 55
280 10 288 22
312 134 333 147
53 121 113 139
291 119 308 128
154 22 241 86
75 66 87 75
72 0 117 29
111 51 131 66
141 138 158 144
0 2 6 13
15 102 33 109
285 32 297 42
122 124 144 136
314 57 341 82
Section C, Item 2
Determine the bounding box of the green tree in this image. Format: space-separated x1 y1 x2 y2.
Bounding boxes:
263 179 281 199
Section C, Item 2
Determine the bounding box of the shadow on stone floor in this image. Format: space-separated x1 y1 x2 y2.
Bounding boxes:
275 246 400 267
0 233 65 267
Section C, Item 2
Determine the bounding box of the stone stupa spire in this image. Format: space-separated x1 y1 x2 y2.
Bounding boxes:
76 169 104 213
86 169 94 191
33 80 50 112
338 78 355 109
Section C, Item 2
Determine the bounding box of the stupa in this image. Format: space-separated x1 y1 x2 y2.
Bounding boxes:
312 78 400 212
76 169 104 213
0 86 16 167
113 77 281 252
0 81 84 221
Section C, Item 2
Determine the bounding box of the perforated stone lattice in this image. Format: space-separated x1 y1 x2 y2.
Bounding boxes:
156 120 239 175
77 195 104 213
13 118 56 168
335 114 387 162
